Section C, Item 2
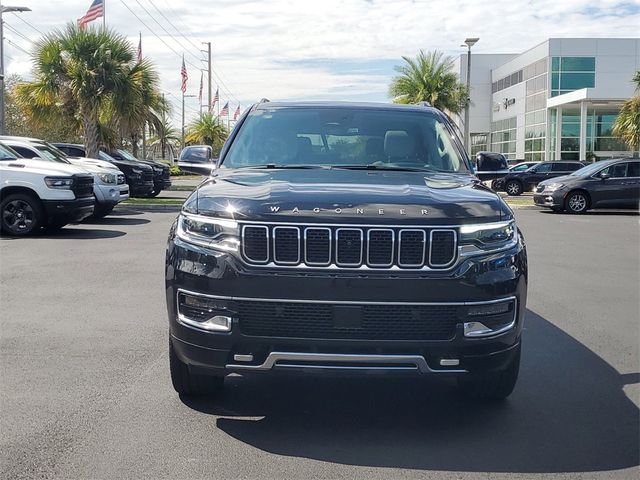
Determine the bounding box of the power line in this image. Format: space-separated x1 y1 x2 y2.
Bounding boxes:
147 0 203 53
6 39 30 56
134 0 203 65
157 0 206 46
9 12 44 36
5 24 34 45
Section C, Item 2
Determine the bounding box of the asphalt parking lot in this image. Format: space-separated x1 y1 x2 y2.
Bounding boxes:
1 208 638 479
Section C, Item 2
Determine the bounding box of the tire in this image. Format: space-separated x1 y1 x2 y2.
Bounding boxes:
505 180 523 196
457 343 521 401
565 191 589 214
0 193 44 236
91 204 115 219
147 189 162 197
169 338 224 396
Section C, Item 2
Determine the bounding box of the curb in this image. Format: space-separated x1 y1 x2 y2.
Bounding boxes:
116 204 183 212
505 204 541 210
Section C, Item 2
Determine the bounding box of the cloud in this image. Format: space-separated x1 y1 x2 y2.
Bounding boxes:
3 0 639 128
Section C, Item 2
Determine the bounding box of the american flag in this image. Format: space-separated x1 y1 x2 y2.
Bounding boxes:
180 57 188 94
211 87 219 111
233 105 241 121
137 32 142 62
220 102 229 117
78 0 104 29
198 71 203 103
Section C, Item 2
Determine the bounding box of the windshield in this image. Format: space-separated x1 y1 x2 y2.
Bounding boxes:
570 161 610 176
117 149 139 161
99 151 117 162
35 145 70 164
180 146 211 163
223 107 470 173
0 143 18 161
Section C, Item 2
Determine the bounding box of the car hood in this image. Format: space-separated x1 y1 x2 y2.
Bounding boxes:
67 157 121 172
1 158 93 176
538 174 578 186
187 169 510 224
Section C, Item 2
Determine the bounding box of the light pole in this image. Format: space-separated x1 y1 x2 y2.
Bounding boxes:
461 37 479 154
182 94 196 149
0 4 31 135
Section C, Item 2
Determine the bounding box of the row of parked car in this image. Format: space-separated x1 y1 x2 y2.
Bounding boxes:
482 153 640 213
0 136 172 235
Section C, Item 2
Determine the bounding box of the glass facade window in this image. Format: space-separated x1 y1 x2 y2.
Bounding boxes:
551 57 596 97
492 70 523 94
490 117 517 159
470 133 488 156
524 57 548 161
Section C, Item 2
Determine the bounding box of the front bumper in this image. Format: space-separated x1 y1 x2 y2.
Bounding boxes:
533 190 565 208
153 176 172 191
94 183 128 206
42 197 95 224
129 180 154 196
166 233 528 378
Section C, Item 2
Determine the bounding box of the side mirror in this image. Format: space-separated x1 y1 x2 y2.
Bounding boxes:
474 152 510 181
599 172 611 180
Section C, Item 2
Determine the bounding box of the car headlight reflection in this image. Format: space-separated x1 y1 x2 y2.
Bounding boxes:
97 172 116 184
543 183 564 192
459 220 518 256
176 212 240 252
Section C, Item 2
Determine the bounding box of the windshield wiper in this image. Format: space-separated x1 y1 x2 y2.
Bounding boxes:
330 164 448 173
237 164 329 170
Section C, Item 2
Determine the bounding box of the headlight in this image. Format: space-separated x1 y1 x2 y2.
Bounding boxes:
131 168 143 174
154 167 164 173
543 183 564 192
176 212 240 252
44 176 73 189
97 172 116 184
459 220 518 256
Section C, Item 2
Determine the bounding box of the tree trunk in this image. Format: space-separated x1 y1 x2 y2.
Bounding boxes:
131 133 139 158
161 139 166 160
82 107 100 159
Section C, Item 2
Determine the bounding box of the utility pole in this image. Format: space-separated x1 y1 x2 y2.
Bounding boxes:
461 37 479 154
203 42 211 113
0 4 31 135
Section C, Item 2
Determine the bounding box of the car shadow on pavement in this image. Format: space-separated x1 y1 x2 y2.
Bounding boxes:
539 210 639 217
181 310 639 474
39 228 126 239
83 216 150 226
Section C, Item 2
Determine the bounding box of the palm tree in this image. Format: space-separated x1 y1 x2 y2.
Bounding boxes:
149 118 180 160
389 50 468 115
185 112 229 154
16 24 155 158
612 71 640 154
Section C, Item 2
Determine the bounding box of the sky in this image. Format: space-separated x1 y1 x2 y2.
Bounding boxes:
3 0 640 127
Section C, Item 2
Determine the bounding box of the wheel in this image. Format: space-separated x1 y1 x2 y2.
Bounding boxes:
565 191 589 214
147 189 162 197
457 343 521 401
505 180 523 196
91 204 115 219
0 193 44 236
169 338 224 396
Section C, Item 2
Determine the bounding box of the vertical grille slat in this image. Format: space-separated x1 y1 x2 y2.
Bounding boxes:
243 226 269 263
367 229 394 267
398 230 426 267
305 228 331 265
429 230 457 267
273 227 300 264
241 223 457 270
336 229 363 266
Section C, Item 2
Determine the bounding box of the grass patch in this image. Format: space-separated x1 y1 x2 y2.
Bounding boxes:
122 197 184 205
504 197 535 207
170 175 202 181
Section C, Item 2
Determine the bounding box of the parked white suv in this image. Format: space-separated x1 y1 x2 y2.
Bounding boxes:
0 136 129 218
0 142 94 235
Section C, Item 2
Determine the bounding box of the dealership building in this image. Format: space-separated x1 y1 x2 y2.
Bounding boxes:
454 38 640 161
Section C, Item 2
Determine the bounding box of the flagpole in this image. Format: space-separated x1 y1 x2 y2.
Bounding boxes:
103 0 106 28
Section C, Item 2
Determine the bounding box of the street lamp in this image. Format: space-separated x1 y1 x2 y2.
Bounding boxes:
461 37 479 154
182 94 197 149
0 4 32 135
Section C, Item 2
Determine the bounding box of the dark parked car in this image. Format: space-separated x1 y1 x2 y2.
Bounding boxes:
103 149 171 197
53 143 155 197
534 158 640 213
166 101 527 401
177 145 215 175
501 161 585 196
491 161 540 191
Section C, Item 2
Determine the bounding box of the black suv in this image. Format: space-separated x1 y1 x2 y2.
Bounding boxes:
104 148 172 197
501 161 584 196
166 101 528 401
534 158 640 213
53 143 155 197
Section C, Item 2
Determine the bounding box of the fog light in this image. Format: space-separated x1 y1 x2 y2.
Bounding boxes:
177 291 233 332
464 300 516 337
109 189 118 198
464 321 494 337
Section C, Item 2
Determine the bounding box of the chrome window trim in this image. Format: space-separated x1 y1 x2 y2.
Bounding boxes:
398 229 426 267
241 225 269 264
335 228 363 267
272 226 300 265
429 229 458 267
366 228 394 267
304 227 332 266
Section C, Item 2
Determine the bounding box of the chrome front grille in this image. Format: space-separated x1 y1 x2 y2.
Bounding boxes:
241 224 457 270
